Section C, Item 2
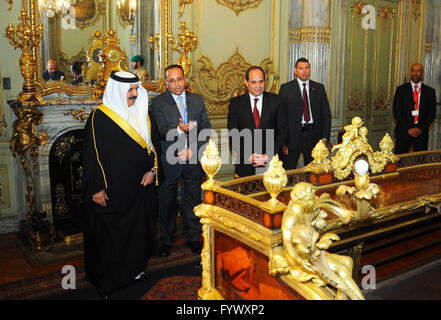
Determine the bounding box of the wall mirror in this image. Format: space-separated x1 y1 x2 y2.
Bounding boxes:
33 0 170 97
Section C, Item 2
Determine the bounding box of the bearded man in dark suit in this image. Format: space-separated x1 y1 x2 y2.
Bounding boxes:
278 58 332 170
393 63 436 154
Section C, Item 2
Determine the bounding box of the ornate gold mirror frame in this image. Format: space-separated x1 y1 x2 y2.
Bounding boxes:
6 0 172 104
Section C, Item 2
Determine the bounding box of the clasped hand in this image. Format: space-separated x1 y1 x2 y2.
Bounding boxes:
408 127 422 138
178 148 193 161
248 153 269 167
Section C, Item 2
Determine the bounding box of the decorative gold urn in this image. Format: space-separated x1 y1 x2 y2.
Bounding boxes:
201 139 221 188
263 154 288 207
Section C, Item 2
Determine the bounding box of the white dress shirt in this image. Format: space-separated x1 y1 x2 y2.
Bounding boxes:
249 93 263 116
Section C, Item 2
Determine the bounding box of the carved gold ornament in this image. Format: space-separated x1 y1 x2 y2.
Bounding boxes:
411 0 422 22
66 107 90 122
83 31 104 83
330 117 398 180
350 0 367 17
10 108 48 175
178 0 193 18
373 86 391 110
347 87 365 111
216 0 263 16
307 140 332 173
201 139 222 188
378 6 395 22
190 50 279 115
269 182 365 300
290 27 331 44
5 8 45 105
263 155 287 208
336 157 382 222
149 21 198 77
92 29 128 99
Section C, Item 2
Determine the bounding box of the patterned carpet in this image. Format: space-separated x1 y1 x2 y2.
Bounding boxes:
140 275 201 300
0 243 202 300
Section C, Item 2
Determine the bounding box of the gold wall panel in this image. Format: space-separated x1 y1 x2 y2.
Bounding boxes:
215 0 264 16
188 0 287 117
189 50 279 116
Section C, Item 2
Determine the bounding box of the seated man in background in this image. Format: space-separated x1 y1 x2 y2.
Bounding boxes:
130 55 151 81
42 59 65 81
71 61 83 85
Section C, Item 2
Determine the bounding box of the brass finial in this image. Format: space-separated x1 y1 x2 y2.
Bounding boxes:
263 154 288 207
201 139 221 188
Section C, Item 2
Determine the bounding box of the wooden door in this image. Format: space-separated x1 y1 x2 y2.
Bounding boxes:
343 0 401 150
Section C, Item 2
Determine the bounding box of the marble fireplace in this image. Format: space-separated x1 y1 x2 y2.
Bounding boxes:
9 96 100 239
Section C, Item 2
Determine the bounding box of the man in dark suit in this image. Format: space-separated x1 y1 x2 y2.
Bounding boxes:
393 63 436 154
42 59 65 81
149 64 211 257
278 57 332 170
227 66 283 177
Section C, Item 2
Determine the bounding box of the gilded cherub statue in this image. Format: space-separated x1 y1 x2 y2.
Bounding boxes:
10 108 48 175
270 182 365 300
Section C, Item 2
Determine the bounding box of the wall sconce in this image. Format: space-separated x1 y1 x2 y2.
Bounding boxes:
116 0 136 33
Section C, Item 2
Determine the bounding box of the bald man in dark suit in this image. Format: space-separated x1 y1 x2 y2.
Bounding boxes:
150 65 211 257
393 63 436 154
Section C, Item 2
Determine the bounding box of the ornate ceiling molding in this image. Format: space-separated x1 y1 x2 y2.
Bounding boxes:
216 0 263 16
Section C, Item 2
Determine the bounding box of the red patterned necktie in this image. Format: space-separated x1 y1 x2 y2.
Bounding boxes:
413 85 420 124
302 83 311 123
253 97 260 128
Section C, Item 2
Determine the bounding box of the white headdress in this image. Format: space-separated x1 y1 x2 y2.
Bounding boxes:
102 71 151 147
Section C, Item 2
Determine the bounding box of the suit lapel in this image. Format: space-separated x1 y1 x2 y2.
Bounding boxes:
407 83 415 112
243 94 257 129
419 84 427 112
292 80 303 109
260 92 270 129
185 91 192 121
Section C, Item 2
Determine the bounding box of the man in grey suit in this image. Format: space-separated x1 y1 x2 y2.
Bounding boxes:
150 65 211 257
278 58 332 170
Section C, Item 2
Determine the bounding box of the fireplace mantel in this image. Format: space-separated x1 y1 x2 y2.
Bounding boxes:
9 96 100 229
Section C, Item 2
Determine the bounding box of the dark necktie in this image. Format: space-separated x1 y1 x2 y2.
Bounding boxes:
413 85 420 124
253 97 260 128
302 83 311 123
